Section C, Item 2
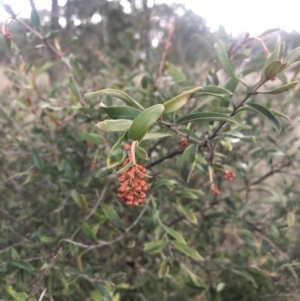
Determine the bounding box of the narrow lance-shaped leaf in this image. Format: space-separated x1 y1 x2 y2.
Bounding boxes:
280 61 300 72
107 132 127 168
283 46 300 65
230 269 258 288
272 111 292 123
30 9 41 32
144 240 166 254
171 241 204 262
161 224 187 245
179 144 198 182
135 145 148 160
32 149 44 171
6 286 28 301
10 261 34 273
216 40 247 87
101 203 124 230
142 132 171 141
257 81 298 94
84 88 144 110
261 35 282 79
163 87 202 113
96 119 133 132
128 104 165 141
194 86 233 103
264 60 285 80
244 102 281 132
177 202 198 225
95 283 112 301
175 112 239 126
100 104 142 120
78 132 101 144
166 62 186 82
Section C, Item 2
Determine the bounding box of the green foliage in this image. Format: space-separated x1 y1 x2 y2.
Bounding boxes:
1 1 300 301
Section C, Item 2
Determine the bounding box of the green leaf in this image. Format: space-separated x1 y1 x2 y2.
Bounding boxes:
180 264 205 289
101 203 124 230
10 261 34 273
78 132 102 144
281 61 300 72
96 120 133 132
90 290 103 301
144 240 166 254
84 89 144 110
142 132 171 140
71 190 89 213
175 112 239 125
220 132 256 143
32 149 44 171
30 9 41 32
216 40 246 87
6 286 28 301
257 81 298 94
158 258 170 278
135 145 148 160
194 86 233 103
163 87 202 113
44 30 59 40
264 60 284 80
11 248 20 260
272 111 292 123
166 62 186 82
283 46 300 65
230 269 258 288
69 75 81 102
177 203 198 225
81 222 97 241
287 211 295 227
128 104 164 141
100 104 142 120
95 283 113 301
107 132 127 168
36 62 57 76
179 144 198 182
161 224 187 245
244 103 281 132
171 241 204 262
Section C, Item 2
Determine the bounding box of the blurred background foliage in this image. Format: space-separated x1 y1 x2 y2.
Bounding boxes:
1 1 300 301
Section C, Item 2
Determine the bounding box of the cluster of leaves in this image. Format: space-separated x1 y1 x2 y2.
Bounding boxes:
1 1 300 301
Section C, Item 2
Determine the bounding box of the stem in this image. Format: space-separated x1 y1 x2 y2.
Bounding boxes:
8 13 87 106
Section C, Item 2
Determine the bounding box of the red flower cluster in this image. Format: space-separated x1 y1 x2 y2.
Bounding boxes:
223 169 235 181
179 138 190 150
208 181 220 196
117 144 148 206
210 182 220 196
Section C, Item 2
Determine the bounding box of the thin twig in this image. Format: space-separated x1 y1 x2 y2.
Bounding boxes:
146 149 183 169
25 248 63 301
70 183 110 239
59 196 150 251
153 23 175 91
6 13 87 106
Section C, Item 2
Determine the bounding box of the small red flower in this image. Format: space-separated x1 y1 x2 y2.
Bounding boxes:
117 143 148 206
208 181 220 196
90 160 97 170
179 138 190 150
223 169 235 181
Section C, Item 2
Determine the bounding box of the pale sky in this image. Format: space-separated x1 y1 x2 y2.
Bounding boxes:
1 0 299 36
